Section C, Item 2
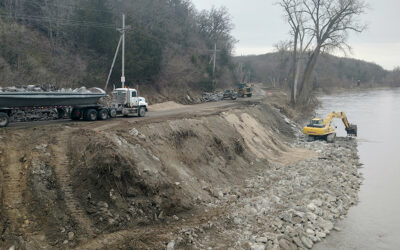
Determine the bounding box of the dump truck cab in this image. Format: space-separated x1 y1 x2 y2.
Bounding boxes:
112 88 148 117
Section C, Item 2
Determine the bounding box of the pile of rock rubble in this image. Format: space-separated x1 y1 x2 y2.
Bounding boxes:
0 85 100 94
202 92 224 102
171 117 362 249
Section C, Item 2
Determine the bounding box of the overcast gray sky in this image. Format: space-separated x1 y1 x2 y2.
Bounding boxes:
191 0 400 70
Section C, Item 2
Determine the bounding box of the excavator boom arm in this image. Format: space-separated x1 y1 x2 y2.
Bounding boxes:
323 112 350 128
323 111 357 136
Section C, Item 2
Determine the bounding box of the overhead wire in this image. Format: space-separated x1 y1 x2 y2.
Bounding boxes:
0 13 118 29
5 0 116 15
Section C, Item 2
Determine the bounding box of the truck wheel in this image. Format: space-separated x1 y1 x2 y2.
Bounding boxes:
57 108 66 119
71 109 82 121
97 109 109 120
83 109 98 121
109 109 117 118
138 107 146 117
0 112 10 128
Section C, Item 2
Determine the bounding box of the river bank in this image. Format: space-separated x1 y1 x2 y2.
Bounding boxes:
167 118 362 249
0 96 362 249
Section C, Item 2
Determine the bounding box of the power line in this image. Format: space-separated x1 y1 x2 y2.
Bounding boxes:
5 0 116 15
0 13 117 29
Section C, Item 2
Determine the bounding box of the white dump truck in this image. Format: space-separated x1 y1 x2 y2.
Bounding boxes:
112 88 148 117
0 87 148 127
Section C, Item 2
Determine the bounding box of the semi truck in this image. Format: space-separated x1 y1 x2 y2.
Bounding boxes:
0 87 148 128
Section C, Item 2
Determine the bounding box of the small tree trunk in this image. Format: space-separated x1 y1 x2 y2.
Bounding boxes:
298 45 321 103
290 27 299 105
293 38 303 105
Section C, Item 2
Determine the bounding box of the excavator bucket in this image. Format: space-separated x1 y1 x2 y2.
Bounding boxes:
346 124 358 137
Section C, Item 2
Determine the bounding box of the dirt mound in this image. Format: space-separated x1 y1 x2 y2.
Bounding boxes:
148 101 185 111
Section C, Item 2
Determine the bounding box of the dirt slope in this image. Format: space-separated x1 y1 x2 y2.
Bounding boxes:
0 94 361 249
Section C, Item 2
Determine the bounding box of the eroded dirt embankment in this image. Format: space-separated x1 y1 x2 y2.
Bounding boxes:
0 99 361 250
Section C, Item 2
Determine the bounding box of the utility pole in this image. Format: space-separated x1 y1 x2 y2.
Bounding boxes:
211 43 220 90
121 13 126 88
213 43 217 79
105 14 130 90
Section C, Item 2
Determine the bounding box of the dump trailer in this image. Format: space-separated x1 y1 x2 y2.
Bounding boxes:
303 111 357 143
0 87 148 128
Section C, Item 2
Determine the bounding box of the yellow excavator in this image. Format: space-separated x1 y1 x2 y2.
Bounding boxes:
303 112 357 143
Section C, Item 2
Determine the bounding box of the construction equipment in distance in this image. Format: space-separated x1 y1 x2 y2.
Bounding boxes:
236 83 253 98
303 111 357 143
223 89 238 100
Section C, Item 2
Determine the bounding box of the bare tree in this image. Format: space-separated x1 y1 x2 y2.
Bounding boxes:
299 0 367 103
280 0 367 105
280 0 314 105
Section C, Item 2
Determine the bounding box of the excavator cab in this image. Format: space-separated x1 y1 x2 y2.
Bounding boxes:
309 118 324 128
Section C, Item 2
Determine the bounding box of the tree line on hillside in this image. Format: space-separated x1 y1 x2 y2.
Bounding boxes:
0 0 237 98
236 52 393 90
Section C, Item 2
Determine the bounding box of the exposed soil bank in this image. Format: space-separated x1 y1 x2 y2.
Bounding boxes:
0 98 361 249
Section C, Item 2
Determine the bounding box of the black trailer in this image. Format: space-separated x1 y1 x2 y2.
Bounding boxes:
0 91 116 128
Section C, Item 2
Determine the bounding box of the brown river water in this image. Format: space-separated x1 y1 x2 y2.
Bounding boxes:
314 88 400 249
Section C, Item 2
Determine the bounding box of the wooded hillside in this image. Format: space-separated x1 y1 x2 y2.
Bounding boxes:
235 52 394 90
0 0 237 103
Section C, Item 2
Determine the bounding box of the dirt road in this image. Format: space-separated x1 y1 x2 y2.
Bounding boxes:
7 92 264 130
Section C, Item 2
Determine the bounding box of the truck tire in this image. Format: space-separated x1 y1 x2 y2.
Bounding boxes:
83 109 98 121
138 107 146 117
97 109 109 120
57 108 66 119
71 109 82 121
109 109 117 118
0 112 10 128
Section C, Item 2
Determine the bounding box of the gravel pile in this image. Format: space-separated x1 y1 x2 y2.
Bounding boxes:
202 92 224 102
172 118 362 249
0 85 102 94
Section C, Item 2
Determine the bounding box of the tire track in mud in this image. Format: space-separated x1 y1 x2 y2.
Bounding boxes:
0 132 55 249
51 131 95 239
0 134 27 236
